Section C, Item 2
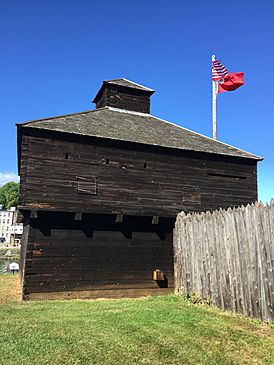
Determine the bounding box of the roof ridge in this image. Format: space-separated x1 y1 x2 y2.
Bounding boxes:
107 106 151 117
104 78 154 92
120 78 155 91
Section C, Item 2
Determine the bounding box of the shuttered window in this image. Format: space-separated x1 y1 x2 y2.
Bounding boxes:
76 176 97 195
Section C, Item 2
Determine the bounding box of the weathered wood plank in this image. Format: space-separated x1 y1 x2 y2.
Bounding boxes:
19 135 258 217
173 202 274 322
22 214 175 297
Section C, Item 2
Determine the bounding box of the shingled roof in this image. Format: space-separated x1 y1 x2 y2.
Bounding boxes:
18 106 262 160
92 78 155 105
103 78 154 92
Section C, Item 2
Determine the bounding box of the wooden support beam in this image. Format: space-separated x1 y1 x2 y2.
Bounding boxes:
152 216 159 225
75 212 83 221
115 213 123 223
30 210 37 219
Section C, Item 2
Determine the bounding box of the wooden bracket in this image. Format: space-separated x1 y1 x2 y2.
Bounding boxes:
75 212 83 221
152 216 159 225
30 210 37 219
115 213 124 223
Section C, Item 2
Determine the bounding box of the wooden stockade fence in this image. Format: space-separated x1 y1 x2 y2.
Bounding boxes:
173 201 274 322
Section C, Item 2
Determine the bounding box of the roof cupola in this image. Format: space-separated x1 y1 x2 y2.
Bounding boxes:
92 78 155 114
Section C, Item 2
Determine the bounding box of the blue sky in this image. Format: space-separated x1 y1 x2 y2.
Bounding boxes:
1 0 273 202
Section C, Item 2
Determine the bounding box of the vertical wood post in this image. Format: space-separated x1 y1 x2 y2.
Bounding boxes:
212 54 217 140
173 202 274 322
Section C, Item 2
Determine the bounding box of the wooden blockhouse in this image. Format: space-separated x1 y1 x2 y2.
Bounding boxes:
17 78 262 300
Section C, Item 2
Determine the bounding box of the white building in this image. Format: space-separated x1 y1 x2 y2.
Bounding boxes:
9 223 23 245
0 207 23 245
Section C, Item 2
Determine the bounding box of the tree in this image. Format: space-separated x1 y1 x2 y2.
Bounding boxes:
0 182 19 209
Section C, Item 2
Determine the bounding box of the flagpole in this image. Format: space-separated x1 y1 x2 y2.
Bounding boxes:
212 54 217 140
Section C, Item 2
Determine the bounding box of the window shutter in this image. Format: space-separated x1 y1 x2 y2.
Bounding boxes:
76 176 97 195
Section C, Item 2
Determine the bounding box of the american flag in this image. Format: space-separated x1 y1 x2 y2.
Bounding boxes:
212 60 228 81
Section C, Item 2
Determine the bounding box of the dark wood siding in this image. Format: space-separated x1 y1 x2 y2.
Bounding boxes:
19 134 258 217
95 87 109 109
95 85 151 113
18 130 258 299
22 213 174 299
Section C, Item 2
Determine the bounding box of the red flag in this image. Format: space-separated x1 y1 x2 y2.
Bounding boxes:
218 72 245 93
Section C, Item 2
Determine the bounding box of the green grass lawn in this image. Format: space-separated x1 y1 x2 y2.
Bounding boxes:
0 275 273 365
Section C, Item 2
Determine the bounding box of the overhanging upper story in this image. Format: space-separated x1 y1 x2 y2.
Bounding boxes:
16 79 263 217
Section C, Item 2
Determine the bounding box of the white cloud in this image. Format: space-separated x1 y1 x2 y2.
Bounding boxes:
0 172 19 187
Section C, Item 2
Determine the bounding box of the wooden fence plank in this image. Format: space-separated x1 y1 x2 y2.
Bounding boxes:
174 202 274 322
